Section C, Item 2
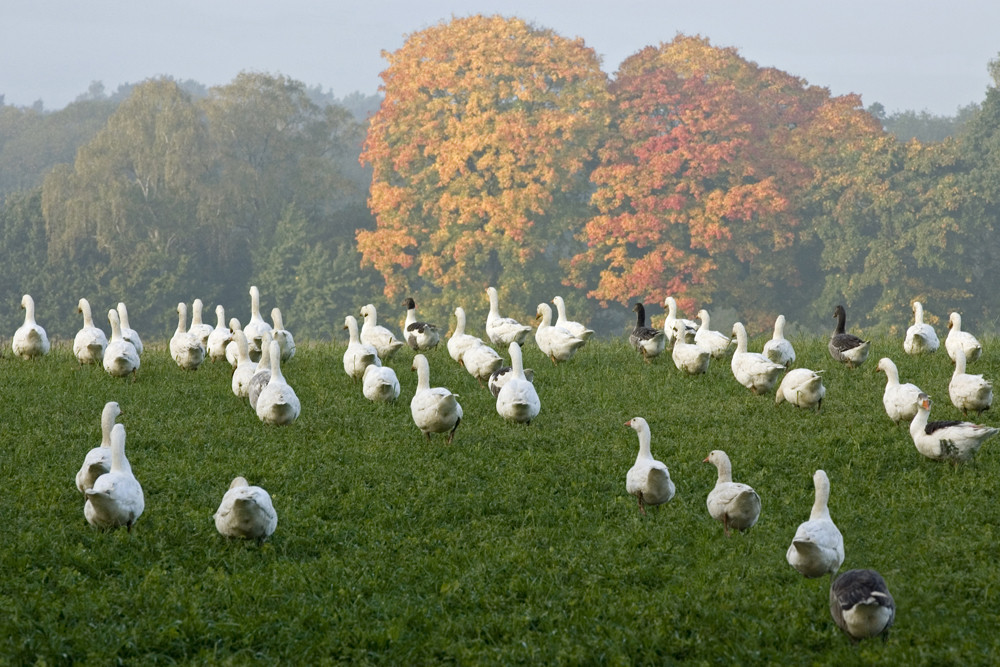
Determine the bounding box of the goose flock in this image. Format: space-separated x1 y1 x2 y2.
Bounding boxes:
11 288 997 644
49 285 300 538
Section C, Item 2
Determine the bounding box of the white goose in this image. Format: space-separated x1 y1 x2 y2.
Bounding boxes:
206 304 232 362
116 302 143 356
485 286 532 347
225 317 243 368
775 368 826 411
12 294 50 359
410 353 463 443
244 286 273 362
247 332 272 409
496 341 540 424
694 309 732 359
704 449 761 537
75 401 122 493
189 298 214 350
663 296 697 346
403 297 441 351
535 302 586 364
786 470 844 578
447 306 484 363
271 307 295 362
342 315 380 380
903 301 939 355
214 476 278 541
829 569 895 643
104 309 140 379
629 303 666 361
170 302 206 371
360 303 404 360
762 314 795 367
946 311 982 364
73 298 107 365
488 364 535 399
551 296 594 341
876 357 922 424
671 325 710 375
84 423 144 532
460 340 504 383
949 347 993 415
730 322 784 394
363 363 401 402
231 330 258 399
256 340 300 425
910 392 998 463
829 305 870 368
624 417 675 515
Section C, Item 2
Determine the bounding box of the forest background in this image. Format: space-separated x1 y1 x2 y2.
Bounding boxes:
2 16 999 341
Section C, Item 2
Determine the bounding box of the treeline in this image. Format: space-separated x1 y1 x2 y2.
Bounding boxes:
1 74 386 340
2 19 998 342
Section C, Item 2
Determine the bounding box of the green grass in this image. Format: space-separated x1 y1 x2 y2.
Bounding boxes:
2 334 1000 664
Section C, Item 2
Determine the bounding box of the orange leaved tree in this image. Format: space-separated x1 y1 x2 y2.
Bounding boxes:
568 36 844 326
358 15 610 321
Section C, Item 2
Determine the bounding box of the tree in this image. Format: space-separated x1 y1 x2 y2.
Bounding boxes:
201 72 363 274
568 36 846 326
358 14 611 319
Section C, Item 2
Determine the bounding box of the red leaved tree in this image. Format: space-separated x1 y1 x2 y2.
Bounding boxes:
568 36 839 326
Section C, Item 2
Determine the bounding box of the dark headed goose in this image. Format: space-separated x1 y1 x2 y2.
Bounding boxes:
829 305 869 368
629 303 666 361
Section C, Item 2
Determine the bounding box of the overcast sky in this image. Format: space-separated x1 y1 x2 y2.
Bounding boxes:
2 0 997 115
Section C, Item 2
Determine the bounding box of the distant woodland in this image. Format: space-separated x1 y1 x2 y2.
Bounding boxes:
2 20 999 341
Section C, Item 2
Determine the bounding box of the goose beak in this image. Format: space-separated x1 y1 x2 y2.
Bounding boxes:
702 456 710 463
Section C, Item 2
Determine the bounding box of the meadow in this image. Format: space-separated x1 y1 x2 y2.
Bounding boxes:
2 331 1000 664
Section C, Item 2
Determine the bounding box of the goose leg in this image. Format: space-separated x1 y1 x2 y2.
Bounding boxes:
637 493 647 516
723 514 731 537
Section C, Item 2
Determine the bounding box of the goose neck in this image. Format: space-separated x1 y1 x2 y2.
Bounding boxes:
454 309 466 335
713 454 733 483
250 287 261 316
834 307 847 334
636 424 653 460
634 304 646 329
954 349 967 375
414 357 431 390
108 310 123 340
269 342 284 381
22 295 36 323
117 303 131 329
553 297 567 320
810 472 831 520
733 324 748 353
101 403 119 447
109 425 130 473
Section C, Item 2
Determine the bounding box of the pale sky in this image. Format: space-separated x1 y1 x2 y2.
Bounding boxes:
2 0 997 115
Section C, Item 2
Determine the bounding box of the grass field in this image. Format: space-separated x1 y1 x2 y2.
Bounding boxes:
2 331 1000 664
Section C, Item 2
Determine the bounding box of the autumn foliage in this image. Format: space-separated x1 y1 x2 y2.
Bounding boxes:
565 36 884 323
358 15 610 315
